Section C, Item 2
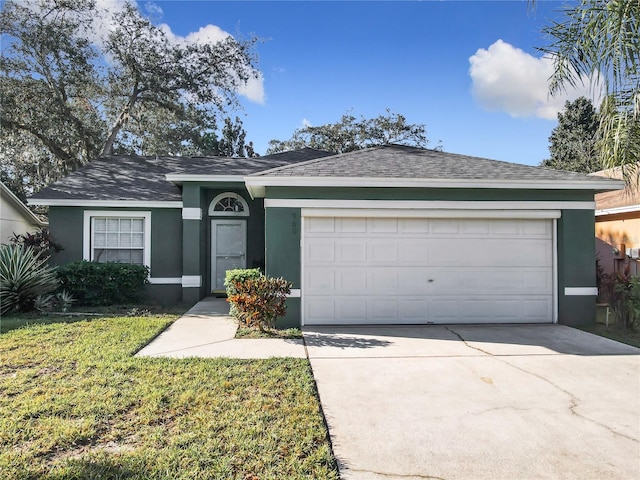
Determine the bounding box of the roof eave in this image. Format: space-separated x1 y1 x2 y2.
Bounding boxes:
2 182 46 227
165 174 246 185
28 199 183 208
243 176 625 193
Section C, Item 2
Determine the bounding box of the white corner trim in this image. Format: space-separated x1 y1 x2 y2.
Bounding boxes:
148 277 182 285
83 210 151 268
182 275 202 288
29 199 182 208
564 287 598 296
266 199 595 211
182 207 202 220
245 176 624 192
595 204 640 216
166 174 245 183
287 289 301 298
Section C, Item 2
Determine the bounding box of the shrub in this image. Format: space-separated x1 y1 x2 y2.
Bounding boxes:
0 244 60 315
227 276 292 331
600 264 640 330
224 268 263 319
9 227 63 256
57 261 149 306
224 268 263 295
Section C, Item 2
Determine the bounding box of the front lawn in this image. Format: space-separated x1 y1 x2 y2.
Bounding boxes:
0 314 338 479
578 323 640 348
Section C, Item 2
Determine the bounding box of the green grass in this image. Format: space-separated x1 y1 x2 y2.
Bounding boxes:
235 327 303 339
0 314 338 479
579 323 640 348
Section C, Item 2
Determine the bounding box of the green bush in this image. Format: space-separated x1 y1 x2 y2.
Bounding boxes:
0 244 60 315
57 261 149 306
227 276 291 331
224 268 263 295
224 268 263 319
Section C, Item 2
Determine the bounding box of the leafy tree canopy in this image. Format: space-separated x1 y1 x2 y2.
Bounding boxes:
0 0 259 198
540 97 602 174
540 0 639 177
267 109 436 154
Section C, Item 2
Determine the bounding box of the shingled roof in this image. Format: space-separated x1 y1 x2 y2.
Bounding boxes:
251 144 616 183
29 148 333 203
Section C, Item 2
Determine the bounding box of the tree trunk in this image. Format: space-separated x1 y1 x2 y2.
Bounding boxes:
100 84 139 156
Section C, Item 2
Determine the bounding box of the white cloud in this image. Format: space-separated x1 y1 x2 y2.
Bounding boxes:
144 1 163 20
469 39 602 120
237 72 265 104
302 118 312 128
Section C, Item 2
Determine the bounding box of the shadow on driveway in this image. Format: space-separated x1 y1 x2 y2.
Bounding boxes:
302 324 640 357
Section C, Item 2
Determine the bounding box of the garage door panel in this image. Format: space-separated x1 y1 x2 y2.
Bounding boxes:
303 216 554 325
368 241 398 262
305 240 335 262
336 242 367 262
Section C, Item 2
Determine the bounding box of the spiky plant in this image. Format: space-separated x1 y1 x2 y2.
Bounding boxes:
0 244 60 315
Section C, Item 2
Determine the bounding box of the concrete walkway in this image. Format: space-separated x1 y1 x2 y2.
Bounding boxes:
135 297 306 359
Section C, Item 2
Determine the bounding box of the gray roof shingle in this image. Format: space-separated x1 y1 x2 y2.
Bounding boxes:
30 148 334 202
251 144 615 183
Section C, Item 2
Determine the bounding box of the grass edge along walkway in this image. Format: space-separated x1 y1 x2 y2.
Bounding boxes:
0 314 339 479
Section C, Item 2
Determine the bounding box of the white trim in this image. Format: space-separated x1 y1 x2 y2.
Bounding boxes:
266 199 595 211
564 287 598 296
182 275 202 288
552 219 558 324
300 215 306 327
1 181 46 227
287 289 301 298
245 175 623 195
83 211 151 268
182 207 202 220
208 192 250 217
166 174 244 183
301 208 561 219
30 199 182 208
595 204 640 216
149 277 182 285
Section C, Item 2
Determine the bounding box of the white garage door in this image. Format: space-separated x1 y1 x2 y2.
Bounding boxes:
302 216 554 325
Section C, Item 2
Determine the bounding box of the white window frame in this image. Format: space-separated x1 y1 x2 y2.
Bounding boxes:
208 192 250 217
83 211 152 269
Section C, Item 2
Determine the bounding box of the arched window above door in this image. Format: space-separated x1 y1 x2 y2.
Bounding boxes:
208 192 250 216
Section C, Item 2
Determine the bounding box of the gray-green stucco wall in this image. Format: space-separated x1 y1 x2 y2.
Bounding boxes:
48 206 183 303
264 208 301 328
557 209 597 325
180 183 264 304
263 187 600 327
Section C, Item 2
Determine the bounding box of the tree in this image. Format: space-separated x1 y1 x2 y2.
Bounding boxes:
540 0 639 177
267 109 434 154
540 97 601 174
0 0 259 191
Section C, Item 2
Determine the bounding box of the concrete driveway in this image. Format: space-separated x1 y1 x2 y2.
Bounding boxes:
303 325 640 480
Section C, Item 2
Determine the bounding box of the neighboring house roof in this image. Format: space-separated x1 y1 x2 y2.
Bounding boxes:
590 164 640 215
245 145 624 196
29 148 334 205
1 181 46 228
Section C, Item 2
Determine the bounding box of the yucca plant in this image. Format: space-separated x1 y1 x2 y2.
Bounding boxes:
0 244 60 315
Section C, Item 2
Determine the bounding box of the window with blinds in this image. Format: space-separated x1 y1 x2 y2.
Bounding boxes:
92 217 145 264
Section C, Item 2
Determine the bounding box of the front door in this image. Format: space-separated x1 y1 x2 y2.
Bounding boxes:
211 220 246 292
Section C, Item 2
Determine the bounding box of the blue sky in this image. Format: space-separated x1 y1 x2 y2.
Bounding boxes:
149 0 594 165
